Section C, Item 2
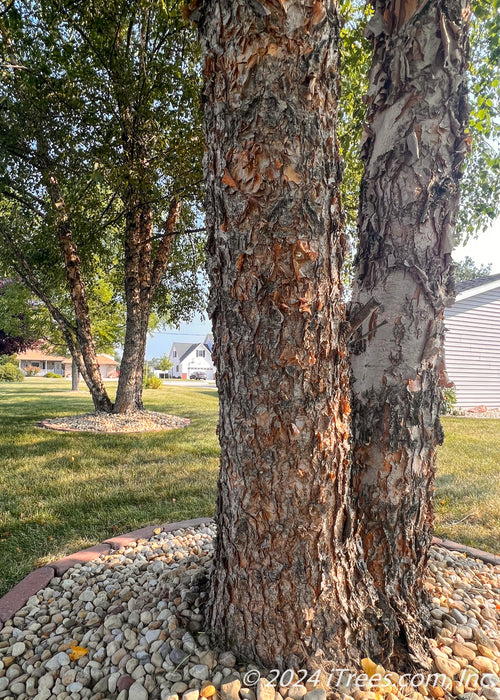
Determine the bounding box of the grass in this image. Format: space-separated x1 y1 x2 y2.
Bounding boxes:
0 381 498 597
435 417 500 555
0 378 219 597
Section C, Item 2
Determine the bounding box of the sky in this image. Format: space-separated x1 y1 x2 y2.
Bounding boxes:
145 216 500 359
146 316 211 359
453 217 500 274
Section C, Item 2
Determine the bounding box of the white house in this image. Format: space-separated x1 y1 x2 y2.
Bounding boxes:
444 273 500 409
169 334 215 380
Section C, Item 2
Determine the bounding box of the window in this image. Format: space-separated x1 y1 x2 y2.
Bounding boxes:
196 349 205 358
176 365 179 373
173 350 177 357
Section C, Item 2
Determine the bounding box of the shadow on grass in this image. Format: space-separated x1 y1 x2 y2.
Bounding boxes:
0 379 220 596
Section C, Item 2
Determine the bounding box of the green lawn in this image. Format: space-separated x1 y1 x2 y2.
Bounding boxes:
0 380 498 597
436 417 500 555
0 378 219 597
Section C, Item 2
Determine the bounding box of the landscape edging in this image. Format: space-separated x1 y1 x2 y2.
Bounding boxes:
431 535 500 567
0 523 497 632
0 517 213 630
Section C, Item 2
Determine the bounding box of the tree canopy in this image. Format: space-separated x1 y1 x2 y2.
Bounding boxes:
0 0 206 410
453 255 493 281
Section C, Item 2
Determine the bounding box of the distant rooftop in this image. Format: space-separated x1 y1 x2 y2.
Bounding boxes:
456 273 500 293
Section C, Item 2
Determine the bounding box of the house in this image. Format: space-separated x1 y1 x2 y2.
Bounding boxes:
94 354 119 379
17 349 69 377
444 273 500 409
17 349 119 379
169 334 215 379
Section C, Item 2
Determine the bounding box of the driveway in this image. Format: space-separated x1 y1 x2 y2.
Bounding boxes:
161 380 217 389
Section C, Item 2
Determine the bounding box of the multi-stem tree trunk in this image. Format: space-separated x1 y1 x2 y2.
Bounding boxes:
0 221 112 411
350 0 470 662
198 0 376 669
114 197 182 413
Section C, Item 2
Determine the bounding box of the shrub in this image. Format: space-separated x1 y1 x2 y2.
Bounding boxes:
24 365 40 376
45 372 62 378
0 362 24 382
0 354 17 366
441 387 457 415
143 374 162 389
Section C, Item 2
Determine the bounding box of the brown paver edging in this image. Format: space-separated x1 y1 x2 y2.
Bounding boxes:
0 567 54 628
1 522 495 633
50 544 112 577
0 517 213 631
432 536 500 567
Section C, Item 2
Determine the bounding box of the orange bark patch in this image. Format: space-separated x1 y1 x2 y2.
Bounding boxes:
340 396 350 415
298 295 312 315
311 0 326 27
284 165 301 184
397 0 420 28
294 240 318 262
222 169 238 188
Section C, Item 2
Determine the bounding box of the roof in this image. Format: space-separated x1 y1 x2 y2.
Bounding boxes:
172 341 212 364
172 342 198 363
18 350 118 366
456 273 500 301
17 350 69 362
96 354 118 366
456 273 500 293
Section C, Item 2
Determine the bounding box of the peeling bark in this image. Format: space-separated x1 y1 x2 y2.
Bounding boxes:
198 0 378 669
115 196 182 413
0 219 110 410
43 170 114 413
115 199 154 413
350 0 470 663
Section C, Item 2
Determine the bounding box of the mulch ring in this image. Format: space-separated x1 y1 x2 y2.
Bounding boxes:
38 410 191 434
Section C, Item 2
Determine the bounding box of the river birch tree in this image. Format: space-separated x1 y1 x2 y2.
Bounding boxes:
197 0 470 668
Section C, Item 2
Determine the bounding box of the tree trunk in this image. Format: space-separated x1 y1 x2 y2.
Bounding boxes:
71 358 79 391
198 0 374 670
114 201 154 413
44 171 113 413
349 0 470 663
115 197 182 413
0 221 111 411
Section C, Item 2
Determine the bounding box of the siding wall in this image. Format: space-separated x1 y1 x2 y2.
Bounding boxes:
444 286 500 408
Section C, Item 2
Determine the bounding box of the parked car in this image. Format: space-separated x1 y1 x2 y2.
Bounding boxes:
190 371 207 380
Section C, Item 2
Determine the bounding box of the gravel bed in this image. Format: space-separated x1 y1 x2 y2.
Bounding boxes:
462 409 500 419
0 524 499 700
39 411 191 434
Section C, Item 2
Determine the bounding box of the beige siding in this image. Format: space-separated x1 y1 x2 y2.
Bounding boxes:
444 286 500 408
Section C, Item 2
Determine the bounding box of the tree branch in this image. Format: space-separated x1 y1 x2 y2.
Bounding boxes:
150 198 183 292
3 189 45 218
0 224 77 334
152 226 205 240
